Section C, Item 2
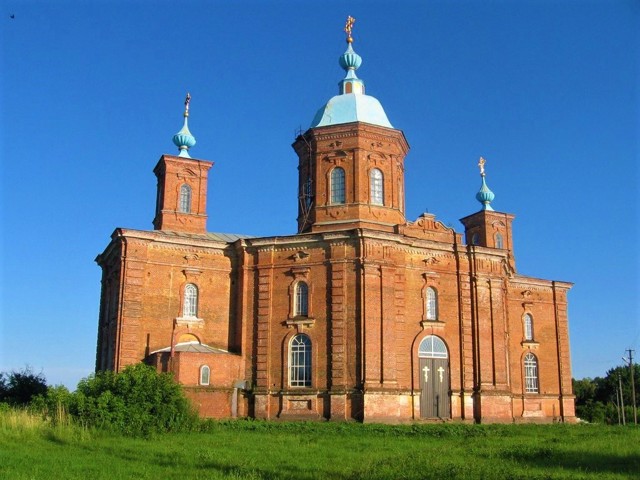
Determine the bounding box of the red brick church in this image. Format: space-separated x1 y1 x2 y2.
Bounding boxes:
96 20 575 423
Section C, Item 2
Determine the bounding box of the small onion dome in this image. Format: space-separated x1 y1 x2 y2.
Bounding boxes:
339 43 362 72
173 116 196 158
476 175 495 211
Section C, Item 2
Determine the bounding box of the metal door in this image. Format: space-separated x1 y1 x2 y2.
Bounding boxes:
418 336 450 418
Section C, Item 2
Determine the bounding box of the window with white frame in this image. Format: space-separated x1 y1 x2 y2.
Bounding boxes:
524 353 539 393
523 313 534 341
330 167 346 204
179 184 192 213
370 168 384 205
289 334 312 387
495 233 504 249
295 282 309 317
418 335 448 358
183 284 198 317
200 365 210 386
426 287 438 321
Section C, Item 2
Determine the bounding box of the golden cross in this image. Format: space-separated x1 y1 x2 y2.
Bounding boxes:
344 16 355 43
478 156 486 176
184 92 191 115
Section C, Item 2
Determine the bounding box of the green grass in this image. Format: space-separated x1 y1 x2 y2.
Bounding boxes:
1 411 638 479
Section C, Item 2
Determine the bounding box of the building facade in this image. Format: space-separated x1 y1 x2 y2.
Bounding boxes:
96 28 575 423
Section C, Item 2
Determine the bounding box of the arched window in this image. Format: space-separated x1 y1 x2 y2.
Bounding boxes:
200 365 210 386
295 282 309 317
524 353 539 393
524 314 534 341
183 284 198 317
471 233 480 245
426 287 438 321
179 184 192 213
495 233 504 249
289 334 312 387
370 169 384 205
418 335 448 358
330 167 346 204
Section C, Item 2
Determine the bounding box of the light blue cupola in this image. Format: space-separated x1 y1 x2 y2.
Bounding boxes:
475 157 495 211
310 17 393 129
173 93 196 158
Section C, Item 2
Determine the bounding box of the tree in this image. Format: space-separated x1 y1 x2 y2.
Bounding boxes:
573 364 640 424
0 367 48 406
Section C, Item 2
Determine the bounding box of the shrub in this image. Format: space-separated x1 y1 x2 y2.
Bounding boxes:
73 364 197 436
30 385 74 426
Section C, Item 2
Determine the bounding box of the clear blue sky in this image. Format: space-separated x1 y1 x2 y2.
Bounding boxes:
1 1 638 388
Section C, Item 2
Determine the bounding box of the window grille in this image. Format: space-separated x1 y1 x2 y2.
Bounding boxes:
179 184 192 213
370 169 384 205
495 233 504 249
295 282 309 316
303 177 313 209
183 284 198 317
330 168 346 204
524 353 539 393
200 365 210 386
426 287 438 321
524 314 534 341
289 334 311 387
418 335 448 359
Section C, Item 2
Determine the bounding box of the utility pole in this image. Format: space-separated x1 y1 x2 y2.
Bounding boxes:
613 394 621 425
623 349 637 425
618 373 626 425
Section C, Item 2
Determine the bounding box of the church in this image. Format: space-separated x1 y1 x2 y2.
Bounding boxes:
95 19 575 423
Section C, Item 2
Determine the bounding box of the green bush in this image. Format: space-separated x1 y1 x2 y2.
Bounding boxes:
30 385 74 426
72 364 197 436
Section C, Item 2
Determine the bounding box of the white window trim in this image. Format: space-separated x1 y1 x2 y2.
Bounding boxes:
289 334 312 387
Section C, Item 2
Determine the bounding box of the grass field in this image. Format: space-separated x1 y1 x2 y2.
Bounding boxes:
1 410 638 479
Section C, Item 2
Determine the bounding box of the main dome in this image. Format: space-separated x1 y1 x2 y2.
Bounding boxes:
309 40 393 129
310 93 393 128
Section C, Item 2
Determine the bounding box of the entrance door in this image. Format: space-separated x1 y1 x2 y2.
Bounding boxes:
418 336 450 418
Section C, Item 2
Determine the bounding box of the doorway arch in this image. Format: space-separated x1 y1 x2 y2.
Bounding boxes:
418 335 450 418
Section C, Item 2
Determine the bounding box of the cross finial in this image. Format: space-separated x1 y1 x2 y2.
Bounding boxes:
478 156 486 176
184 92 191 117
344 16 355 43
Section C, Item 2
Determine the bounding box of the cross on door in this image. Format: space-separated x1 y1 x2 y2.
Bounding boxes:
423 365 430 383
438 366 444 383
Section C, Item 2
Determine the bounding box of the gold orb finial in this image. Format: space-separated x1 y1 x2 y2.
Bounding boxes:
344 16 355 43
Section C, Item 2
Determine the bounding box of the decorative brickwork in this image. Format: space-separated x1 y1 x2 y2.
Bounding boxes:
96 82 574 425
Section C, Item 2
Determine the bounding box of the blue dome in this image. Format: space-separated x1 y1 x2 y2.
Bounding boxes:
173 117 196 158
476 176 495 211
339 44 362 71
310 41 392 129
310 93 393 128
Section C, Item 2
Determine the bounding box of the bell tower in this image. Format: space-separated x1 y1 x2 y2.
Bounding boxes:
460 157 515 260
293 17 409 234
152 94 213 234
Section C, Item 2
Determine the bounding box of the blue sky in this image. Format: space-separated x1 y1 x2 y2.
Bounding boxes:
1 0 638 388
